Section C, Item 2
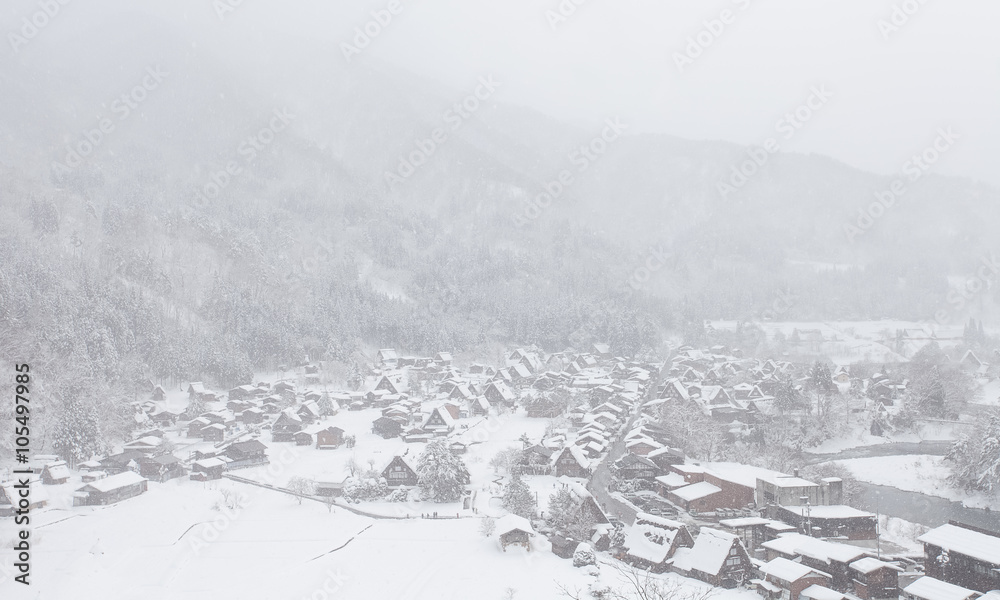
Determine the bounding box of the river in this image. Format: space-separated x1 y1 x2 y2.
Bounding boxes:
804 441 999 529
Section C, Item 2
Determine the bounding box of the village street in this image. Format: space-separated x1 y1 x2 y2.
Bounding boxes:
587 351 673 526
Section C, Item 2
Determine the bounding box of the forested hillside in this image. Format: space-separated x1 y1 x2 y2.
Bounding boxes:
1 9 998 454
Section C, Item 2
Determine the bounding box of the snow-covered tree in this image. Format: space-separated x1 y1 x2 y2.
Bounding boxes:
416 440 470 503
489 446 522 474
946 411 1000 492
502 471 536 518
317 393 336 416
343 470 388 502
51 399 104 468
479 516 496 538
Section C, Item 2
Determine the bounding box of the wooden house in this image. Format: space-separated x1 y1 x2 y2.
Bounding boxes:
376 348 399 368
850 558 902 600
190 457 228 481
646 446 685 470
271 410 304 442
903 577 980 600
138 454 186 482
74 471 148 506
553 446 591 478
497 514 535 551
470 396 491 417
919 522 1000 593
757 557 833 600
614 453 659 480
149 408 181 426
312 426 345 449
622 513 694 573
240 407 265 424
41 461 71 485
381 456 418 487
420 406 455 435
372 416 403 439
224 440 269 469
0 479 49 516
762 533 869 592
484 381 516 406
671 528 753 587
98 450 146 475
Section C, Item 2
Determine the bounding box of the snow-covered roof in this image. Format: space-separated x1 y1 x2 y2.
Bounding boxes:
785 505 873 520
759 557 825 583
193 458 228 469
635 513 687 529
918 523 1000 565
647 446 681 459
751 579 782 593
625 522 681 564
671 481 722 502
671 528 741 577
850 557 902 574
903 577 979 600
1 479 49 504
762 533 868 565
672 464 706 474
625 437 663 450
421 406 456 428
761 474 819 488
44 462 71 480
719 517 772 528
560 446 591 470
125 436 162 448
78 471 147 493
496 514 535 537
799 584 845 600
654 473 687 489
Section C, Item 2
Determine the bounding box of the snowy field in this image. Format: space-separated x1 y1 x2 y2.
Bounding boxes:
709 320 964 363
0 467 762 600
830 455 997 509
803 422 965 455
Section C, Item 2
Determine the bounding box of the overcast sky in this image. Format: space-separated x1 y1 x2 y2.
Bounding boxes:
7 0 999 186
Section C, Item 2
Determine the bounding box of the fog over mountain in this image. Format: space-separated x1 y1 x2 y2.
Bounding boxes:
0 2 998 599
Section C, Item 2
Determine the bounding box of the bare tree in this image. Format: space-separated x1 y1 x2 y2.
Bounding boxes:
558 561 719 600
287 476 316 505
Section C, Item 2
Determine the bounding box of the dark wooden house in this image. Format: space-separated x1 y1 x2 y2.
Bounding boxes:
372 416 403 439
74 471 148 506
382 456 418 487
224 440 269 469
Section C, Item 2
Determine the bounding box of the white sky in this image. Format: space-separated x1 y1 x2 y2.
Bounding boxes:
351 0 1000 186
6 0 999 186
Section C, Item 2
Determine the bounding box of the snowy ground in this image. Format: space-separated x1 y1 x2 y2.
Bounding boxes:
830 455 997 509
804 422 963 455
0 467 763 600
709 320 963 363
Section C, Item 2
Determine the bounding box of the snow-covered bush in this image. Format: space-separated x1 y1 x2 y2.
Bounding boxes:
386 488 409 502
573 543 596 567
343 471 388 502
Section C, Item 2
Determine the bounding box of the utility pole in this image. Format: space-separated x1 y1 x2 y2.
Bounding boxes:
875 491 881 559
800 495 812 537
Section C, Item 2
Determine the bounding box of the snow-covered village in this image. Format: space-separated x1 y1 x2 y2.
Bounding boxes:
3 331 1000 599
3 2 1000 599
